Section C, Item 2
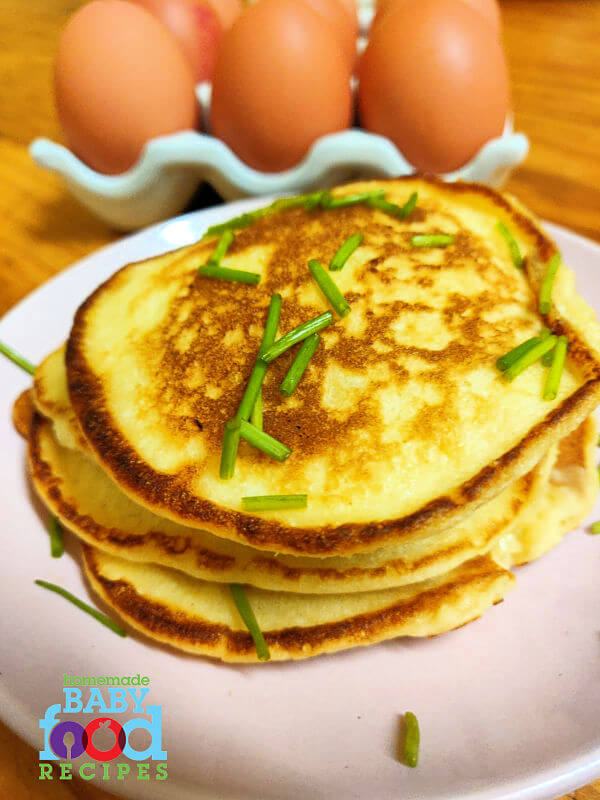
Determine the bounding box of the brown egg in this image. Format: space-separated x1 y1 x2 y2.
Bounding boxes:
131 0 223 82
297 0 358 69
358 0 509 173
204 0 242 29
55 0 198 174
374 0 501 35
211 0 352 172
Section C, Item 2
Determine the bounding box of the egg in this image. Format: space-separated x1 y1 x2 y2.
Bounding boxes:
373 0 501 35
337 0 358 25
211 0 352 172
296 0 358 69
54 0 198 174
131 0 223 82
358 0 509 173
205 0 241 29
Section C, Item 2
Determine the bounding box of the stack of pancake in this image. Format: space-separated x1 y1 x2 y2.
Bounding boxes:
22 177 600 662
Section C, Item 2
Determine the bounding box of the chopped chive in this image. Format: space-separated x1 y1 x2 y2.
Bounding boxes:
496 336 541 372
257 294 282 359
261 312 333 364
34 580 127 637
496 221 523 269
590 521 600 535
411 234 454 248
539 253 561 315
229 583 270 661
400 191 419 218
220 293 283 478
303 190 328 210
204 210 264 238
219 418 241 480
597 435 600 447
242 494 308 511
496 328 551 372
367 191 418 219
205 229 234 270
540 328 554 365
239 420 291 462
321 189 385 209
0 342 36 375
280 334 320 396
48 515 64 558
250 389 263 430
502 335 557 382
543 335 568 401
403 712 420 768
330 233 364 271
308 259 351 317
237 293 282 422
203 192 330 238
198 264 260 284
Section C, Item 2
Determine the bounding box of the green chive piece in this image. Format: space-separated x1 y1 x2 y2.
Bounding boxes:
261 312 333 364
239 420 291 462
403 712 420 768
496 329 550 372
205 229 234 269
280 334 320 396
229 583 270 661
198 264 260 284
250 389 263 430
242 494 308 511
496 221 523 269
367 191 418 219
330 233 364 271
203 192 329 238
0 341 36 375
308 259 351 317
303 190 328 210
590 521 600 535
48 515 64 558
321 189 385 209
502 335 557 382
400 191 419 218
237 293 282 422
411 234 454 248
219 418 241 480
597 435 600 447
496 336 541 372
539 253 561 315
34 580 127 637
543 335 568 401
220 294 282 478
204 207 272 238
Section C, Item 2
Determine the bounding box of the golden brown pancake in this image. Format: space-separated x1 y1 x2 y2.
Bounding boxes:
64 177 600 557
83 547 514 662
28 410 557 593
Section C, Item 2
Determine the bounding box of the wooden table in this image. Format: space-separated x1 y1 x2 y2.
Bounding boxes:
0 1 598 797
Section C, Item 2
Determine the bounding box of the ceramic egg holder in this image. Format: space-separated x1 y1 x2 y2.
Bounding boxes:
30 3 528 231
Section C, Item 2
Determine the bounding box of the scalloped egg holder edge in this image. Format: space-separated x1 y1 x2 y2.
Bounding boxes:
30 6 528 232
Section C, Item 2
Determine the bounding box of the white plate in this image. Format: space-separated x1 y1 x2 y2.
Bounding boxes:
1 199 599 800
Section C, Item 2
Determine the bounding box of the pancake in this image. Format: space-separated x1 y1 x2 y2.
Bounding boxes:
493 415 598 567
83 547 514 662
29 411 556 593
33 345 89 452
64 177 600 557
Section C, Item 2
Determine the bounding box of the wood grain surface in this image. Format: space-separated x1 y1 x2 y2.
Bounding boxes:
0 1 598 797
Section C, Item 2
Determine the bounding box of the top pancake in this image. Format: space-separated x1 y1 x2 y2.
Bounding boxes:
65 177 600 556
